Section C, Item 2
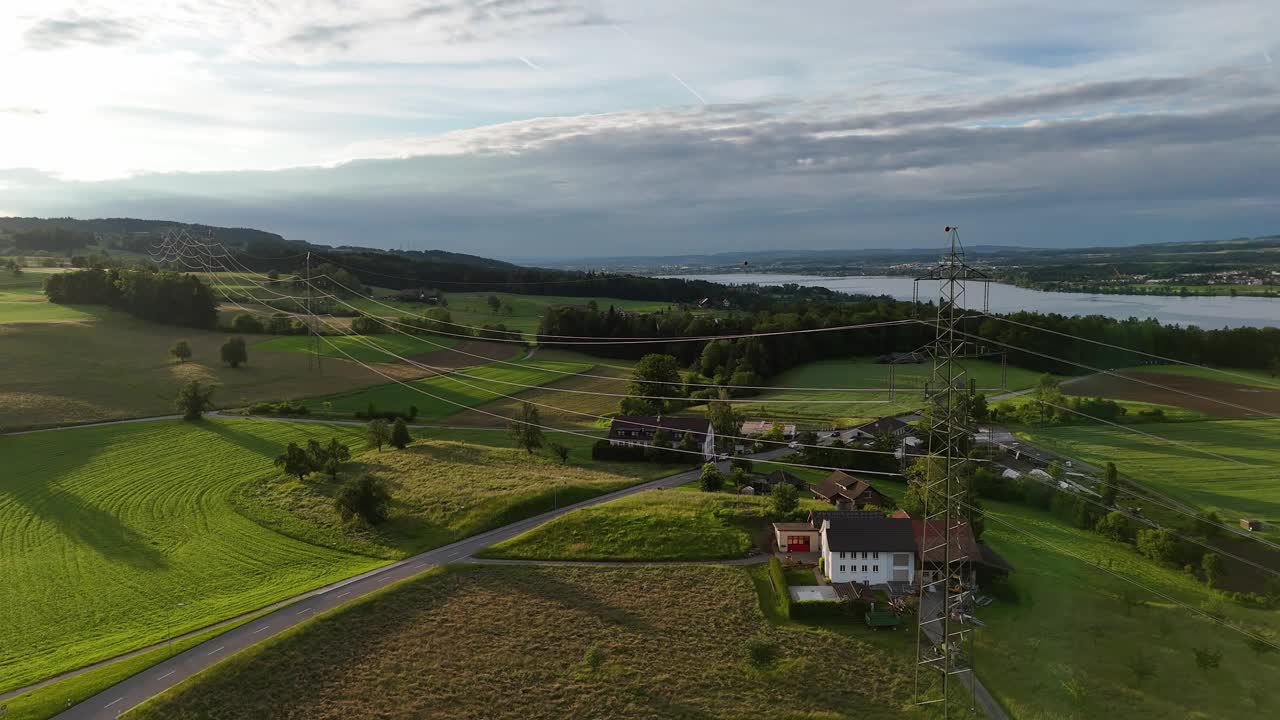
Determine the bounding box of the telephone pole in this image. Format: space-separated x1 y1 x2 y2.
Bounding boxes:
913 227 990 716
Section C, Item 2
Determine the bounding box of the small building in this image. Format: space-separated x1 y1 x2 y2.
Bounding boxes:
773 522 820 553
848 416 912 440
746 470 807 496
1241 518 1264 532
606 416 715 460
740 420 797 439
912 519 1012 587
811 470 891 510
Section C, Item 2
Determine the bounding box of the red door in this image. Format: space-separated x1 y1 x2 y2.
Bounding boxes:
787 535 811 552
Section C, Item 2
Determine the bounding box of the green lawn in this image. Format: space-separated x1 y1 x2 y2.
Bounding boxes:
1129 364 1280 389
0 274 90 323
255 333 460 363
1023 419 1280 524
304 359 592 420
977 499 1280 718
125 565 918 720
0 418 660 694
703 357 1050 427
479 490 767 561
349 292 677 335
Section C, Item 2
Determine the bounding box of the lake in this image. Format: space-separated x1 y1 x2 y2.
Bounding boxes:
663 273 1280 330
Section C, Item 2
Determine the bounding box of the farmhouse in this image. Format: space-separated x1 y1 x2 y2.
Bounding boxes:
912 518 1013 586
740 420 797 439
811 470 891 509
822 514 917 585
607 416 716 459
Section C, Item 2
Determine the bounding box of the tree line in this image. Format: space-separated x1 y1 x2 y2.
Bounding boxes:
44 268 218 329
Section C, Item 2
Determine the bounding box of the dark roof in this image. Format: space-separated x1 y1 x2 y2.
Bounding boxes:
824 517 916 552
607 416 710 439
812 470 883 502
854 416 910 435
766 470 807 489
808 510 884 529
978 544 1015 572
772 522 818 532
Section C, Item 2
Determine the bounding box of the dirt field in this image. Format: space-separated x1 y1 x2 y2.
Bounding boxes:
1064 371 1280 418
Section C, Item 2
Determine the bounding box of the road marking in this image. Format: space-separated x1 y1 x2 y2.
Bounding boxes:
296 607 311 615
252 625 270 634
336 591 351 599
104 697 124 708
206 646 224 656
158 670 176 680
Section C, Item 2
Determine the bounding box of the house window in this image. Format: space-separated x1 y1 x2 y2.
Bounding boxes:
873 565 879 572
839 551 845 559
839 565 846 572
861 551 868 559
862 565 868 572
872 552 879 559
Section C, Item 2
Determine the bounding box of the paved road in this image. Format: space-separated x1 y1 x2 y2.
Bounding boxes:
51 450 792 720
919 592 1009 720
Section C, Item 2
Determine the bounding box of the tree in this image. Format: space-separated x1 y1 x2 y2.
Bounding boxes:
1245 627 1276 656
771 481 799 516
486 294 501 313
335 474 392 525
169 339 192 363
390 417 412 449
1094 511 1131 542
220 336 248 368
705 399 742 451
230 313 265 333
699 462 724 492
622 353 686 415
1201 552 1222 588
1035 374 1064 422
550 441 570 464
1270 356 1280 378
1136 528 1179 564
509 402 545 454
365 418 390 452
175 380 215 420
1198 510 1223 539
274 442 313 481
1192 647 1222 671
731 457 754 474
323 437 350 479
1100 462 1119 506
729 466 750 492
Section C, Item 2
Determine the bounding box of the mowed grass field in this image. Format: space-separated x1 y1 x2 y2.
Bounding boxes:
976 499 1280 718
255 332 461 363
0 419 663 693
304 359 593 421
0 272 89 323
704 357 1049 427
1024 419 1280 524
126 564 918 720
0 307 422 430
0 418 381 692
350 291 677 335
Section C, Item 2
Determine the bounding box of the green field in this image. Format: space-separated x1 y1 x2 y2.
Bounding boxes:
255 332 461 363
305 359 593 421
1129 364 1280 389
350 291 677 335
977 499 1280 718
0 307 398 430
126 565 918 720
0 273 90 323
0 418 659 693
1023 419 1280 524
705 357 1050 427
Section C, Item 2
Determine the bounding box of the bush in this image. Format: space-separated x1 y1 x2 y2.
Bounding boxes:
230 313 265 334
335 474 392 525
767 558 792 618
591 439 646 462
245 399 309 416
746 637 780 667
790 600 846 620
354 403 418 421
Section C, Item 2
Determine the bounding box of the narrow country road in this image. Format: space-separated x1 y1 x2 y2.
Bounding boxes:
49 449 793 720
919 592 1009 720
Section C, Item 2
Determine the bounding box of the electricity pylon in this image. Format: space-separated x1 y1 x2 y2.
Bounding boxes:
913 227 990 716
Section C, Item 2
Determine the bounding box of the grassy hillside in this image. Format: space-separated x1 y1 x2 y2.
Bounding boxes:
1023 419 1280 524
0 419 659 693
0 272 89 323
255 332 460 363
304 359 592 421
126 565 918 720
0 307 406 430
977 499 1280 718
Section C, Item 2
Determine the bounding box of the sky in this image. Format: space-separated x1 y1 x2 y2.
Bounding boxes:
1 1 1279 259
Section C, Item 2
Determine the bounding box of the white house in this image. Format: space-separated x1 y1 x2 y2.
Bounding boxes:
818 514 917 585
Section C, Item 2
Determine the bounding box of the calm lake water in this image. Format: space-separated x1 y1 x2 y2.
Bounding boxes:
664 273 1280 330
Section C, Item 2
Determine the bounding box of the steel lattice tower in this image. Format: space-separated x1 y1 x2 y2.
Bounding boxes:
913 227 990 716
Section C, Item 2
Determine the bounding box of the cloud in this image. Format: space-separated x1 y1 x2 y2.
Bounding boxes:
24 12 139 51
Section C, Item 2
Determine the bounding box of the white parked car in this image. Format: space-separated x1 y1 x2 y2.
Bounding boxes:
788 441 800 449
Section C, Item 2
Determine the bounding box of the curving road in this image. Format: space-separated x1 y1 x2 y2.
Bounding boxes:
50 450 791 720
